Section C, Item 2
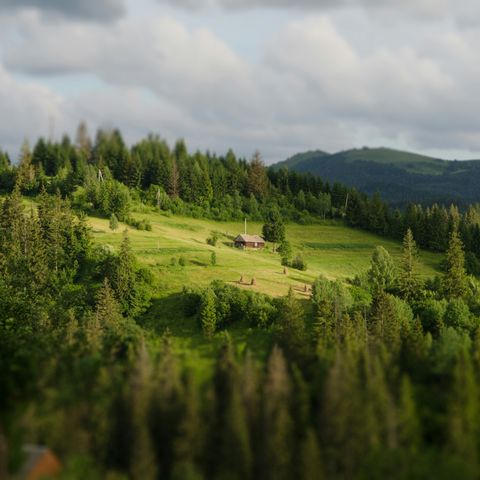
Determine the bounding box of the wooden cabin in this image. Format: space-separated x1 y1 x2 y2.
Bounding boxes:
234 234 265 249
19 445 61 480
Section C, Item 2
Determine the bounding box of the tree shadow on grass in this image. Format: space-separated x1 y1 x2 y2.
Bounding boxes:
190 259 208 267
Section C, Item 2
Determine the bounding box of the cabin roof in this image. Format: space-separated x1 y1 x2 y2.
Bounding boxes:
235 234 265 243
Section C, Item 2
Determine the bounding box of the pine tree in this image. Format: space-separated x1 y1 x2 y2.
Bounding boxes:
247 151 268 199
109 213 119 231
262 207 285 252
276 287 306 359
110 230 140 316
94 278 124 354
299 429 324 480
261 346 293 480
398 228 421 301
149 333 184 478
211 336 252 480
130 342 158 480
171 373 203 480
15 140 36 192
443 229 468 299
397 375 421 455
200 288 217 339
447 350 479 469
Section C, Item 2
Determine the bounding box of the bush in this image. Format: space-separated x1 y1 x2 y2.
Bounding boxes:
207 231 220 246
124 216 152 231
291 254 307 271
179 255 186 267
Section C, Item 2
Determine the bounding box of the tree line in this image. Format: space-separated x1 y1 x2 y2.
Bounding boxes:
2 125 480 270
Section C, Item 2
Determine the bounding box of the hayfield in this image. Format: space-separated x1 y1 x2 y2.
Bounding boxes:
88 209 442 371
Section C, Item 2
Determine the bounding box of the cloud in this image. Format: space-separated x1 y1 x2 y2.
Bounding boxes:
0 63 63 155
0 0 125 22
156 0 480 26
1 11 480 162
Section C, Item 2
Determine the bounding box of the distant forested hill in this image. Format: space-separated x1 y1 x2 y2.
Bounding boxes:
273 147 480 206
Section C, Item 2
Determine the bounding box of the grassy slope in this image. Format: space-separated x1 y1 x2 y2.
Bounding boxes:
89 209 442 375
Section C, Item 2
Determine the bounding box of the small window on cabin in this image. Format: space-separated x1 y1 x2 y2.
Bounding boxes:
254 242 257 247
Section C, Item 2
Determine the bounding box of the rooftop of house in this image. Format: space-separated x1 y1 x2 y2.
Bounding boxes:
235 234 265 243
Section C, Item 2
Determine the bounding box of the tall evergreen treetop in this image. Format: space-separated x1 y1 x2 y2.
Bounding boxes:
398 228 421 301
443 229 468 299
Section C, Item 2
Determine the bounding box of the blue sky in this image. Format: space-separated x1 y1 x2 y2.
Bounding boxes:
0 0 480 163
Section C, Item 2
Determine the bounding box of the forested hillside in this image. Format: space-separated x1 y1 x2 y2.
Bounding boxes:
3 126 480 478
274 147 480 206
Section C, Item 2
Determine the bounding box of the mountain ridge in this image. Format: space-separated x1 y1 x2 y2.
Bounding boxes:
272 147 480 206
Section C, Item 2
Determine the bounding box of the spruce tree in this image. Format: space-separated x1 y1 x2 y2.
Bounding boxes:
299 429 324 480
171 373 203 480
261 346 293 480
276 287 306 359
94 278 124 355
443 229 468 299
211 337 252 480
247 151 268 199
262 207 285 252
200 288 217 339
447 350 479 469
110 230 140 317
397 375 421 455
109 213 119 231
398 228 421 301
130 343 158 480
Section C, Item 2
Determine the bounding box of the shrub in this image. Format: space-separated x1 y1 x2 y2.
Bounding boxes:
207 231 220 246
179 255 186 267
291 254 307 271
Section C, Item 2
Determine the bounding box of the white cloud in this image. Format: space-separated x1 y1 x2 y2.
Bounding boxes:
1 8 480 161
0 0 125 22
0 63 63 155
156 0 480 26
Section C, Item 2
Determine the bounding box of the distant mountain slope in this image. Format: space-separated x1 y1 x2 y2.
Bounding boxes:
273 147 480 206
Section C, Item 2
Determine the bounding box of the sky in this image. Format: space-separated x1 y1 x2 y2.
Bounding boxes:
0 0 480 164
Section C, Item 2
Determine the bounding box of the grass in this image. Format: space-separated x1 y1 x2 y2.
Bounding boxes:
86 208 443 375
90 210 441 298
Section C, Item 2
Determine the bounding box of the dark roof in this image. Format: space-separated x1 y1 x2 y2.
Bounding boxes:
235 234 265 243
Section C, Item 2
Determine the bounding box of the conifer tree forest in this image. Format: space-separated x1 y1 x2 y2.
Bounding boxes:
3 125 480 478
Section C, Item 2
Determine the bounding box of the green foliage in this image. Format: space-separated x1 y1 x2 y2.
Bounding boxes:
398 228 422 301
262 207 285 249
444 298 473 332
210 251 216 266
275 288 306 359
6 129 480 479
106 230 152 318
200 288 217 339
291 254 307 271
368 246 396 293
206 230 219 246
443 229 469 299
109 213 119 231
277 239 292 266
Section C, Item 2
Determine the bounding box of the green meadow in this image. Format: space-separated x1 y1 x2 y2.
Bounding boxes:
88 209 443 373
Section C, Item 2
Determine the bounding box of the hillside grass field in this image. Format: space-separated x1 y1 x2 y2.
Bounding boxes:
88 208 443 376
